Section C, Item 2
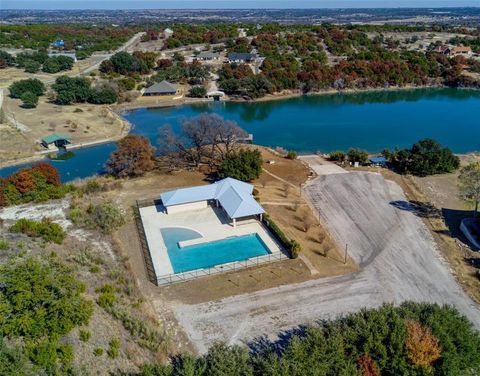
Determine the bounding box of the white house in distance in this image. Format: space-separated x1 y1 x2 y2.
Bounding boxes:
160 178 265 227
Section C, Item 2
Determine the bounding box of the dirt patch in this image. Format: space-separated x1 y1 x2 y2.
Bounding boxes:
348 159 480 305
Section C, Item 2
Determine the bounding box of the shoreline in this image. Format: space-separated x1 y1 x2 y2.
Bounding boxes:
0 107 132 169
112 84 478 112
0 85 478 170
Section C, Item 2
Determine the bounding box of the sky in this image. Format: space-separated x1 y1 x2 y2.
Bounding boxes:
2 0 479 10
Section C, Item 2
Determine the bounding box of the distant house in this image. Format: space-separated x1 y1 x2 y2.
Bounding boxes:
143 80 178 96
227 52 258 63
163 28 174 38
48 52 77 62
53 39 65 48
196 51 219 61
432 45 451 56
452 45 472 57
41 134 72 149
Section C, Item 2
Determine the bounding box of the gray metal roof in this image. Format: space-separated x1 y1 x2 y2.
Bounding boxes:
228 52 257 61
160 177 265 219
144 80 177 94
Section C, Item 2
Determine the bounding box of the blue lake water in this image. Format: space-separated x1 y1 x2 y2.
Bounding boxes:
160 228 270 273
1 88 479 181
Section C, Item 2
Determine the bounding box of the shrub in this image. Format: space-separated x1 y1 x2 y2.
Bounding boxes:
106 135 155 177
405 320 442 369
219 149 263 182
88 88 118 104
20 91 38 108
117 77 136 91
42 56 74 73
24 60 41 73
0 255 92 371
9 78 46 98
107 338 120 359
348 148 369 164
329 150 346 162
93 348 104 357
286 150 298 160
85 202 126 234
79 330 91 342
0 239 9 250
188 85 207 98
10 218 66 244
0 163 71 207
357 353 380 376
96 284 116 308
262 214 301 258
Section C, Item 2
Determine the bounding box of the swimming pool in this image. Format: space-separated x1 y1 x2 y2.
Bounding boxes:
160 227 271 273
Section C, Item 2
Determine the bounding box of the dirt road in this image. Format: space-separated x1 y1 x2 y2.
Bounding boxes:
174 171 480 353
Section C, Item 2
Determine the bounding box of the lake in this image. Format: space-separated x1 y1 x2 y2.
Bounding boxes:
1 88 479 181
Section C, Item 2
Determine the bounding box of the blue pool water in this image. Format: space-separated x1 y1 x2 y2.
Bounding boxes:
160 227 271 273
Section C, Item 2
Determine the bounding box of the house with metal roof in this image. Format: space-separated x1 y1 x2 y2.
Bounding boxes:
143 80 178 96
160 177 265 226
41 134 72 149
227 52 258 63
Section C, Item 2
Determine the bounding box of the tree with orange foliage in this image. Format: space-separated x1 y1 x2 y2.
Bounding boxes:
31 162 61 186
105 135 155 178
405 320 442 369
357 353 380 376
9 169 36 194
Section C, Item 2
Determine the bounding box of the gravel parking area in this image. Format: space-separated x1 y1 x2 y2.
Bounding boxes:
174 171 480 353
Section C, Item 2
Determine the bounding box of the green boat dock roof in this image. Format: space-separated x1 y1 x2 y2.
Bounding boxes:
41 133 72 144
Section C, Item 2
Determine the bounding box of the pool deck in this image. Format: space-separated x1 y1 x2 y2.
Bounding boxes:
139 204 283 277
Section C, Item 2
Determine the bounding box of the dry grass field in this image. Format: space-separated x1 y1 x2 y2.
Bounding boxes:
0 95 129 163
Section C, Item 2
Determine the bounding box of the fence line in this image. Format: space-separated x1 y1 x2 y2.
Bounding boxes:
156 252 288 285
134 200 158 286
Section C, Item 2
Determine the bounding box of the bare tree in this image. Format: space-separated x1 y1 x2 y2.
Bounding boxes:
157 113 247 168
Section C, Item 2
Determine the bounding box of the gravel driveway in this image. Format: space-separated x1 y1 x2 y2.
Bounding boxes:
175 171 480 353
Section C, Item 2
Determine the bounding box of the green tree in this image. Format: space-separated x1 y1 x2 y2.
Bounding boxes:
188 86 207 98
219 149 263 182
20 91 38 108
348 148 369 164
88 88 118 104
23 60 41 73
8 79 46 99
458 161 480 217
387 139 460 176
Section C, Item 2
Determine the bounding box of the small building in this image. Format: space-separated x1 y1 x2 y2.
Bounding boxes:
432 45 451 56
228 52 258 63
41 134 72 150
163 28 174 38
160 177 265 227
196 51 220 61
53 39 65 48
48 52 77 62
369 156 387 167
452 45 472 57
143 80 178 96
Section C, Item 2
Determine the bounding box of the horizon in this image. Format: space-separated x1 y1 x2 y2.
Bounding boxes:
2 0 479 10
